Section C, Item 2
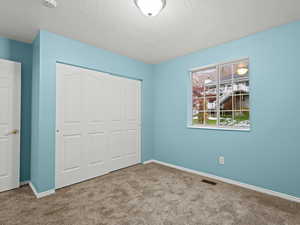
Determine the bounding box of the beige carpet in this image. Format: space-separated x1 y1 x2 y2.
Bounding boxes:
1 163 299 225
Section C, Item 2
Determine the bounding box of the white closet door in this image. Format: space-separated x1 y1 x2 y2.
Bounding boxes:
108 77 141 171
56 64 141 189
0 59 21 193
56 65 84 189
83 70 109 180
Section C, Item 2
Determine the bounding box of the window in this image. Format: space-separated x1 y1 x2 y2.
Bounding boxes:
190 59 250 130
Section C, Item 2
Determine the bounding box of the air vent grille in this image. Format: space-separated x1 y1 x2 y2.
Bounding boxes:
202 179 217 185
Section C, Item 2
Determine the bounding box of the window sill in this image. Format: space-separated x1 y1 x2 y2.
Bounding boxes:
187 125 251 132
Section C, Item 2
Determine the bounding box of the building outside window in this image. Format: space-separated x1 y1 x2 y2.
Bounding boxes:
190 58 250 130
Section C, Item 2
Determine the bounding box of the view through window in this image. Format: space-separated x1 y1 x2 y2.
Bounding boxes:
191 59 250 130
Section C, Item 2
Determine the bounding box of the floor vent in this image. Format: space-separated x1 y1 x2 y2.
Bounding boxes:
202 179 217 185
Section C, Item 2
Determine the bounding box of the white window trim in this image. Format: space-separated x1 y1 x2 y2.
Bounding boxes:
187 57 251 131
187 125 250 132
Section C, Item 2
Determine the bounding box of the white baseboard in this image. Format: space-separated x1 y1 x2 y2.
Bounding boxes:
20 181 29 186
143 160 155 164
29 182 55 198
144 159 300 203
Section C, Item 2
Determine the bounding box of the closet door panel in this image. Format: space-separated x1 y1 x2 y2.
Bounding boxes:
84 71 109 180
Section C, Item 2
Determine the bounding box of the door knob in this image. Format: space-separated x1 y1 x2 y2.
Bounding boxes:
5 129 19 136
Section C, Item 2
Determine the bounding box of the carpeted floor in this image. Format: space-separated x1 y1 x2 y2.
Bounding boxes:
1 163 299 225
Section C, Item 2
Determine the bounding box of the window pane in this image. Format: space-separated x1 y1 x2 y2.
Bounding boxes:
220 64 232 83
192 67 218 98
193 96 205 112
192 67 217 126
232 60 250 129
233 93 249 111
193 110 218 126
220 92 233 111
206 97 217 111
233 111 250 129
219 59 250 129
205 96 218 127
233 60 249 80
219 110 250 128
219 110 233 127
205 110 218 126
219 64 234 128
193 111 205 125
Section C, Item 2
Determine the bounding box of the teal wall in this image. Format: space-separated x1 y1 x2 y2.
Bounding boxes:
31 31 154 192
0 37 32 182
153 21 300 197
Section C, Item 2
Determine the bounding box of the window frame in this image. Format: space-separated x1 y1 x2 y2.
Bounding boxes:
187 58 251 131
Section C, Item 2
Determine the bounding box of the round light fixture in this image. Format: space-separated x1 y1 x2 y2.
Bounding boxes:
237 64 248 75
134 0 166 17
42 0 57 8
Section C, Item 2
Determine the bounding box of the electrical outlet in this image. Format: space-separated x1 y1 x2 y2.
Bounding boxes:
219 156 225 165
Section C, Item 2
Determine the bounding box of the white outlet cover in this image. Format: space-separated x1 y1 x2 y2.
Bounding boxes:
219 156 225 165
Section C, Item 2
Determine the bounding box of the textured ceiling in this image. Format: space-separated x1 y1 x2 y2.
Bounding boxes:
0 0 300 63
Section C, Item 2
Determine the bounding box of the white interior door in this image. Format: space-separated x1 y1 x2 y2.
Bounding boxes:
0 59 21 193
56 64 141 189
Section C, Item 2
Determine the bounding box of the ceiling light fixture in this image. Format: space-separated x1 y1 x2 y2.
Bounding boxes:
42 0 57 8
134 0 166 17
237 64 249 75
